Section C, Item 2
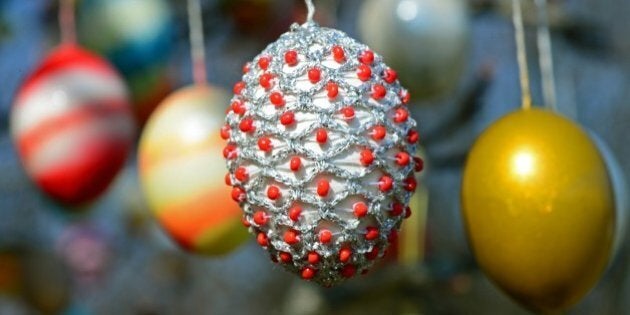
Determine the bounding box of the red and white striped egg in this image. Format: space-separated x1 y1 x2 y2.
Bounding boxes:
10 44 134 208
223 23 423 286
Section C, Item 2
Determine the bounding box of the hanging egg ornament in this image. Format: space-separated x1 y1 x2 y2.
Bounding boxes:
224 22 423 286
461 108 615 312
10 44 134 207
358 0 469 101
77 0 175 125
139 85 250 255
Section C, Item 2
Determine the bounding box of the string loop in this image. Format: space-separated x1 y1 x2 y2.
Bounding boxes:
512 0 532 110
305 0 315 23
59 0 77 44
188 0 207 85
535 0 557 111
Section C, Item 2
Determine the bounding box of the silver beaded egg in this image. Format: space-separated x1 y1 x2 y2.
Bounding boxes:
223 22 422 286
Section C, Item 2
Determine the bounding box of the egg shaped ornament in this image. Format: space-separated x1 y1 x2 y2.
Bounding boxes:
224 21 423 286
589 131 629 258
139 85 250 255
77 0 175 125
358 0 469 101
461 108 615 312
10 44 135 208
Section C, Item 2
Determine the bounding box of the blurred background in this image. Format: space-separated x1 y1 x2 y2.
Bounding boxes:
0 0 629 314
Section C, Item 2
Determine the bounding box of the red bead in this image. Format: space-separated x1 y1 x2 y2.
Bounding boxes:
393 108 409 123
308 252 320 264
290 156 301 171
405 206 412 219
365 247 379 260
317 179 330 197
378 175 393 192
316 128 328 144
413 156 424 172
326 81 339 99
267 185 281 200
308 67 321 84
341 106 355 120
270 91 285 107
391 202 404 216
233 81 246 95
359 50 374 64
241 216 251 227
341 264 356 278
279 252 292 263
365 226 379 240
239 118 255 132
284 229 300 245
360 149 374 166
258 56 271 70
353 202 368 218
357 64 372 81
319 229 332 244
395 152 410 166
220 125 231 140
332 45 345 63
231 100 246 115
371 125 386 141
285 50 298 66
258 137 273 152
231 187 245 202
224 173 232 186
407 130 419 144
400 89 410 104
257 232 268 247
259 73 274 89
253 210 267 225
371 84 387 100
339 248 352 263
242 62 251 74
223 144 237 159
301 267 316 280
404 177 417 192
235 166 248 182
383 68 398 84
289 205 302 221
280 111 295 125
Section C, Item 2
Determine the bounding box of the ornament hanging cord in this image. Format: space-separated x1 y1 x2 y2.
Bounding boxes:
512 0 532 110
59 0 76 44
305 0 316 23
188 0 207 85
535 0 557 111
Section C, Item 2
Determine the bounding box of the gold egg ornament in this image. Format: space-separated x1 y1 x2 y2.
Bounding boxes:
461 108 615 312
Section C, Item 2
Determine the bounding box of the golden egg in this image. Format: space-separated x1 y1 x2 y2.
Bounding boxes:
461 108 615 312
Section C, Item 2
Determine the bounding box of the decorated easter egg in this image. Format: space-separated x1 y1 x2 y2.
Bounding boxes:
77 0 174 75
461 108 615 312
10 44 134 207
139 85 250 255
358 0 469 101
224 22 423 286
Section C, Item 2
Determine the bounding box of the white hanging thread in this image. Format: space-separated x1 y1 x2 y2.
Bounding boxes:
535 0 558 111
512 0 532 110
59 0 77 44
305 0 316 23
188 0 207 85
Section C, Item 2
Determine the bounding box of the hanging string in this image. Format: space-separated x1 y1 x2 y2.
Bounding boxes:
59 0 77 44
512 0 532 110
305 0 316 23
188 0 207 85
535 0 558 111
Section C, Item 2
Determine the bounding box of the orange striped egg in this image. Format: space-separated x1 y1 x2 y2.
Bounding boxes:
138 85 250 255
10 44 135 207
